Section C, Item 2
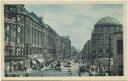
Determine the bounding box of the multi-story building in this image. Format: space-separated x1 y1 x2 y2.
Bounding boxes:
4 5 27 72
55 34 65 61
71 45 77 56
91 16 123 60
4 5 71 72
61 36 71 60
81 40 91 61
81 16 123 75
112 31 123 76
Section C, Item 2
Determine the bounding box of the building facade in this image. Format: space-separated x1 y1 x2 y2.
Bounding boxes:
112 32 123 76
4 5 27 72
4 5 71 72
81 40 92 61
61 36 71 60
81 16 123 75
91 16 123 60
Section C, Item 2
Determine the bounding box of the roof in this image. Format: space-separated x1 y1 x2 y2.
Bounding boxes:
28 12 40 23
95 16 122 27
27 12 45 26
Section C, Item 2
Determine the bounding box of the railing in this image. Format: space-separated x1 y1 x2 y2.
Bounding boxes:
4 18 16 23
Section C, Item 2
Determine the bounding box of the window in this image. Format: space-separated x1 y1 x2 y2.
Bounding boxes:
16 49 21 56
93 50 96 53
17 37 20 43
116 27 119 32
7 37 9 42
99 50 102 53
17 16 21 21
98 50 103 57
17 27 20 32
14 31 16 36
45 35 47 39
107 27 110 32
117 40 123 54
7 25 10 31
93 54 96 58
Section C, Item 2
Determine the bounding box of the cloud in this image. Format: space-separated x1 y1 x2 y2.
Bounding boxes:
25 4 123 50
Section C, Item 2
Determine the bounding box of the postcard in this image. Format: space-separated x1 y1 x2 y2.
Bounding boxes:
0 0 128 81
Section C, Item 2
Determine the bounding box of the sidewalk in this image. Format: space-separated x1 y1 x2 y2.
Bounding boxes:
5 65 55 77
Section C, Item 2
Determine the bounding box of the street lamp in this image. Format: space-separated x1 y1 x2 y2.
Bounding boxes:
96 42 99 76
106 34 112 76
108 35 112 76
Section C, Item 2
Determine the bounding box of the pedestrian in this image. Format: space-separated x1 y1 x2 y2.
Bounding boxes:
70 70 72 75
79 71 81 76
68 68 71 73
41 74 43 77
24 67 27 72
20 73 23 77
12 74 16 77
25 73 28 77
79 66 81 76
5 73 8 77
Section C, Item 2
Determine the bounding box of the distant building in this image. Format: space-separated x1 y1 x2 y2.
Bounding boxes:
61 36 71 60
81 40 91 61
71 45 77 56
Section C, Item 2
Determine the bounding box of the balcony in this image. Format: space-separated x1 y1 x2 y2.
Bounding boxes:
4 18 16 23
5 55 26 62
47 46 54 49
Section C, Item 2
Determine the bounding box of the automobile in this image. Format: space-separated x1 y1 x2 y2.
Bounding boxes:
64 61 73 67
55 61 64 71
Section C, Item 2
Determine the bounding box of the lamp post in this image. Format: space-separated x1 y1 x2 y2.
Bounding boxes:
105 34 112 76
96 42 99 76
108 35 111 76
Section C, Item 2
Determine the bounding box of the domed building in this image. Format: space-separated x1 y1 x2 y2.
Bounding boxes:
89 16 123 75
91 16 123 59
94 16 122 27
81 16 123 75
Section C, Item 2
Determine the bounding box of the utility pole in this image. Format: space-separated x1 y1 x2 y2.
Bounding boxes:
108 35 111 76
96 42 99 76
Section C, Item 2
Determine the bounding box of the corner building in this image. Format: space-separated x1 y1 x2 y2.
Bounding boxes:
90 16 123 75
91 16 123 59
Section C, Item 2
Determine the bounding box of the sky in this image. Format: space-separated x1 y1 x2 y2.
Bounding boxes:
25 4 123 50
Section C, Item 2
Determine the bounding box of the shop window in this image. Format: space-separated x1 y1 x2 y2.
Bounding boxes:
118 65 123 76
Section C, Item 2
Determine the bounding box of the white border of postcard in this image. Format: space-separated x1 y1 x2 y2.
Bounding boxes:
0 0 128 81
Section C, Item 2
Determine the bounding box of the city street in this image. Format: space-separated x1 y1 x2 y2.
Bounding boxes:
6 62 89 77
4 4 123 76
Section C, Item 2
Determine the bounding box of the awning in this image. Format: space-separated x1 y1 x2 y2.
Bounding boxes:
94 58 113 66
32 61 37 64
5 62 10 66
37 58 45 63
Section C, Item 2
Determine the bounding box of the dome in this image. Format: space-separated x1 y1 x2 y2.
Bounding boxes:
95 16 122 27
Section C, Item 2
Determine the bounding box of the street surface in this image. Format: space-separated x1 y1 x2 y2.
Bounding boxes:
6 62 89 77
